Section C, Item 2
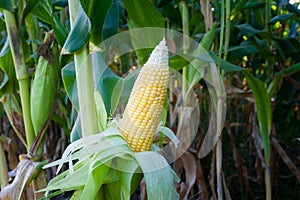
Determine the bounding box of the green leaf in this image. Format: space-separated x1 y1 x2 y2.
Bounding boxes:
243 2 265 9
159 127 180 148
280 62 300 76
230 0 248 17
118 159 141 197
269 13 296 24
70 116 82 142
0 0 12 11
97 67 123 116
62 61 79 110
123 0 165 64
244 71 271 166
42 159 90 193
70 189 84 200
122 0 164 28
52 13 68 46
81 161 111 200
118 68 139 107
208 52 245 71
102 0 119 41
0 43 17 98
43 128 133 198
31 1 53 24
62 3 91 54
31 1 68 46
188 22 217 88
235 23 265 37
94 91 107 131
21 0 39 22
84 0 112 45
62 53 123 115
169 55 189 70
123 0 164 65
134 152 179 200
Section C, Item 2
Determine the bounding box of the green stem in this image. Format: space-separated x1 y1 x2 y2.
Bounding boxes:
265 0 270 30
4 10 35 153
68 0 99 136
265 167 272 200
179 1 189 99
217 0 225 70
223 0 231 62
216 139 223 200
264 2 272 198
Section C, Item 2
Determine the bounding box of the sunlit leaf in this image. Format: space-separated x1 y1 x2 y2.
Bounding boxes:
244 71 271 166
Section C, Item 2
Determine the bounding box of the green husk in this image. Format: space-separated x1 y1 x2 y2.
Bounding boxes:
30 33 60 135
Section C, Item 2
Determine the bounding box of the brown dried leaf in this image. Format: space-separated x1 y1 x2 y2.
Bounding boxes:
250 111 265 167
140 179 147 200
32 170 47 199
181 152 197 200
5 133 19 170
225 85 254 102
0 159 39 200
222 174 232 200
255 157 264 185
199 0 213 31
271 136 300 182
195 156 208 200
209 150 217 200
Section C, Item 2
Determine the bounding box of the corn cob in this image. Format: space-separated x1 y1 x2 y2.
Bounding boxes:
119 38 169 152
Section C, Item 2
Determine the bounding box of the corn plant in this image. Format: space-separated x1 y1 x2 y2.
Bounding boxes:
0 0 64 198
0 0 299 199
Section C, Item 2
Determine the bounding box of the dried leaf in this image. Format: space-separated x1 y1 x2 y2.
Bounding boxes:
222 174 232 200
199 0 213 31
209 150 217 200
180 152 197 200
225 84 254 102
195 157 208 200
271 136 300 182
0 159 39 200
250 112 265 167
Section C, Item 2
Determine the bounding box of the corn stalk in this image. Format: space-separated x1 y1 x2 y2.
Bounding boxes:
179 1 189 98
3 10 34 153
68 0 99 137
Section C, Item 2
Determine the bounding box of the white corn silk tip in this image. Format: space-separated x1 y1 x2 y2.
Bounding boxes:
144 38 169 67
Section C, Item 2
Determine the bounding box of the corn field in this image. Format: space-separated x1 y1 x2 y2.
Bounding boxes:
0 0 299 199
